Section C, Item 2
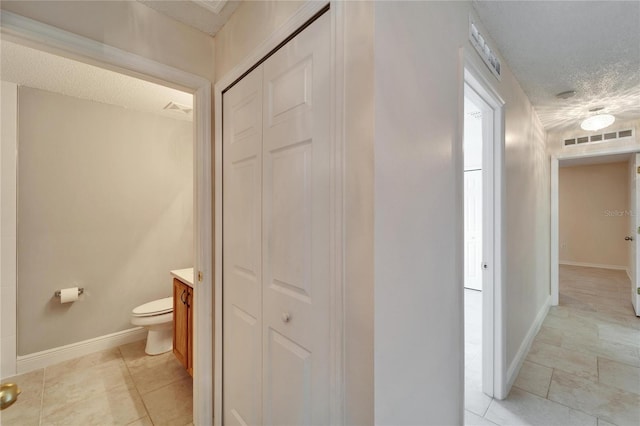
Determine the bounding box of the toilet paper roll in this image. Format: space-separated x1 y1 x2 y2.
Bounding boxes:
60 287 79 304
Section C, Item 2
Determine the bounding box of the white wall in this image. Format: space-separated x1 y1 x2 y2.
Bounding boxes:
373 2 549 423
342 2 375 424
0 0 215 82
373 3 465 422
17 87 193 355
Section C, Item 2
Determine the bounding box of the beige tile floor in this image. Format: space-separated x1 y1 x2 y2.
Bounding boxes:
466 265 640 426
0 340 192 426
3 265 638 425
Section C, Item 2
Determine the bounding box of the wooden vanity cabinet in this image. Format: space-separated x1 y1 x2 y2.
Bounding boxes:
173 278 193 376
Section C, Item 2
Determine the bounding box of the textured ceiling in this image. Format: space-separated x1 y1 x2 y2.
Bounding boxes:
0 40 193 121
473 0 640 133
138 0 240 36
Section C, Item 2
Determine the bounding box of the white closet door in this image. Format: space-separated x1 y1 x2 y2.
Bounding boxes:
223 67 264 426
261 12 331 425
464 170 483 291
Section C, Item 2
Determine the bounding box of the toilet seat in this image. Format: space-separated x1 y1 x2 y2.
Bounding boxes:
132 296 173 317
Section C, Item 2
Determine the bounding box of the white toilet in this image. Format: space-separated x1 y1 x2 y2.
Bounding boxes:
131 297 173 355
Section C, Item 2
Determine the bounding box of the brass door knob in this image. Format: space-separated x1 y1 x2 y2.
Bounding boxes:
0 383 21 410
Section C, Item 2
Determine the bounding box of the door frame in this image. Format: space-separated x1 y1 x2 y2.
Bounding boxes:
213 2 345 424
0 12 213 424
551 142 639 306
462 59 507 399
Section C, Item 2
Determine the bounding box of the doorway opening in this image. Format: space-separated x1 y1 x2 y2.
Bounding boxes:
463 84 492 415
0 12 212 424
462 63 506 404
554 152 640 316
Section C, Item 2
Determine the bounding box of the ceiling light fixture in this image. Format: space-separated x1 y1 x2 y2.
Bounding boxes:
580 113 615 132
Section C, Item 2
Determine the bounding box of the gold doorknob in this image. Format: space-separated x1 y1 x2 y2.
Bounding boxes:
0 383 21 410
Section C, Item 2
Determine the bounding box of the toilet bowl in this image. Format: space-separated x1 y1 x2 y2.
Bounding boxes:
131 297 173 355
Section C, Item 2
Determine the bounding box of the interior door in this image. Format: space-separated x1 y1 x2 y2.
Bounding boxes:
633 153 640 316
223 11 332 425
223 66 264 426
261 12 331 425
464 170 483 291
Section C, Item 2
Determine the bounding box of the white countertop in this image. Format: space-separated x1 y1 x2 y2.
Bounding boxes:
171 268 194 288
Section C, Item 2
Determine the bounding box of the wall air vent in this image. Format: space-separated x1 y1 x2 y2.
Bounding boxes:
469 18 501 81
563 128 634 147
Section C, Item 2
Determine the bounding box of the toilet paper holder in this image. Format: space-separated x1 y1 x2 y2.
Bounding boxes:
54 288 84 298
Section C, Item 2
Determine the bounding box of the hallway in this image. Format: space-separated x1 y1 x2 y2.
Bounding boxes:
467 265 640 425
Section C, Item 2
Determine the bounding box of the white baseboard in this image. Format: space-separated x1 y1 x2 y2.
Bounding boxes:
559 260 627 271
16 327 146 375
506 296 551 392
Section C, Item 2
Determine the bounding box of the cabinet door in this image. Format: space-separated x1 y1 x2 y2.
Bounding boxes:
173 279 189 369
187 287 193 376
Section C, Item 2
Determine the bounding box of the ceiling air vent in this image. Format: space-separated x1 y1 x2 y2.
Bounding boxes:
563 129 634 148
163 101 193 114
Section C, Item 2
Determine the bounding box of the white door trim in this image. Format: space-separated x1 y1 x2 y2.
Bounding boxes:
462 57 507 400
214 2 345 424
0 11 213 424
551 142 639 306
